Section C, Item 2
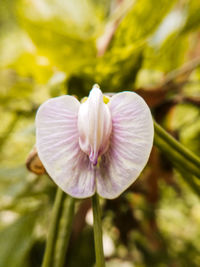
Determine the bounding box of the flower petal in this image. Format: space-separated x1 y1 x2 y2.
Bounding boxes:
36 96 95 198
96 92 154 199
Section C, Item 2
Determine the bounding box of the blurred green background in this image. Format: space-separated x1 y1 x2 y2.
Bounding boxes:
0 0 200 266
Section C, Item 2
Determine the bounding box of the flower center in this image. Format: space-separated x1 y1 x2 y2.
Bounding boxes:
78 85 112 165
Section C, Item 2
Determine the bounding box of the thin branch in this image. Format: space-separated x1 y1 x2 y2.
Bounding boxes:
53 196 75 267
42 188 65 267
92 194 105 267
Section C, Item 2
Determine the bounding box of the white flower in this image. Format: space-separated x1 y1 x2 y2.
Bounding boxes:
36 85 154 199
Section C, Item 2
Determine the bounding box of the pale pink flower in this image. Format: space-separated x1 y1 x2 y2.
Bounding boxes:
36 85 154 199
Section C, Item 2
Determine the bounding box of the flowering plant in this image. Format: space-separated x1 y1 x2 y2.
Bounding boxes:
34 84 200 267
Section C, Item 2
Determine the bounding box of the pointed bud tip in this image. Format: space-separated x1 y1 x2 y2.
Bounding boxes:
93 84 100 89
89 84 102 98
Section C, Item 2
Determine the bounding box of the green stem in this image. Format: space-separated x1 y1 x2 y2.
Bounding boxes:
178 169 200 197
92 193 105 267
53 196 75 267
154 120 200 168
42 188 65 267
154 133 200 196
154 131 200 179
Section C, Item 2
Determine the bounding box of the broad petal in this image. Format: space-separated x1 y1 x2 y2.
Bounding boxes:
96 92 154 199
36 96 95 198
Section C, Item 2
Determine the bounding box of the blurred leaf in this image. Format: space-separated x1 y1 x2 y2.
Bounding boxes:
145 32 189 72
181 0 200 34
0 166 38 206
16 0 100 72
112 0 176 48
0 214 36 267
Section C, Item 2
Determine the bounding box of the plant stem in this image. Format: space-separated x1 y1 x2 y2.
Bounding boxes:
154 121 200 168
42 188 65 267
53 196 75 267
154 131 200 178
92 193 105 267
178 169 200 197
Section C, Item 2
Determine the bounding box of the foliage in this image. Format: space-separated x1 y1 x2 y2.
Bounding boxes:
1 0 200 266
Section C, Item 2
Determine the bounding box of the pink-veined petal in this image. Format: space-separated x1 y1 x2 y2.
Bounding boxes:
96 92 154 199
36 96 95 198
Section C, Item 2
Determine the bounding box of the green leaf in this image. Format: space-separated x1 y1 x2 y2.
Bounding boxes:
16 0 100 72
112 0 176 48
0 214 36 267
181 0 200 34
145 32 189 72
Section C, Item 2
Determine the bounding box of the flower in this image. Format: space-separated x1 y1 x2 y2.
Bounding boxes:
36 84 154 199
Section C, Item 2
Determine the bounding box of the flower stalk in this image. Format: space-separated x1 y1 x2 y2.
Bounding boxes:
154 121 200 168
92 193 105 267
154 122 200 179
53 196 75 267
42 188 65 267
178 169 200 197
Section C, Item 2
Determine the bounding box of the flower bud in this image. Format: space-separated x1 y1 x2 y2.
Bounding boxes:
78 84 112 165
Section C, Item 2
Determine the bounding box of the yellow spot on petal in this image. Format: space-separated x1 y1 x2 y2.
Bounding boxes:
103 95 110 104
81 95 109 104
81 97 88 103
